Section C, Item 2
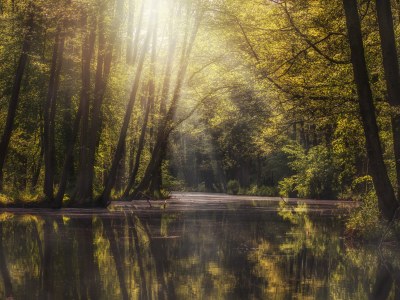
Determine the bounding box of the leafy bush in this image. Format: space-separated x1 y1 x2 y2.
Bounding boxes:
345 191 383 240
278 144 338 199
227 180 240 195
242 184 278 196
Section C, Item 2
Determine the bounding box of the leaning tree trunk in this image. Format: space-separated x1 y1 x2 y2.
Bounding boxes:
122 84 154 199
133 11 201 198
375 0 400 198
98 24 152 206
81 0 124 203
0 12 34 190
343 0 399 220
123 16 158 199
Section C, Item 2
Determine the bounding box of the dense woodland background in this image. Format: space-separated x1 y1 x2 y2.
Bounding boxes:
1 0 400 216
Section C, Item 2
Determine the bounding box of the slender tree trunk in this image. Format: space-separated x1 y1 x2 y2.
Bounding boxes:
98 23 152 206
43 27 65 201
115 142 126 192
75 10 104 203
126 0 135 64
53 13 96 208
159 25 176 122
0 12 34 190
123 17 158 199
130 0 146 66
343 0 399 220
123 85 153 199
133 11 201 198
73 13 96 206
375 0 400 198
81 0 124 203
31 134 44 189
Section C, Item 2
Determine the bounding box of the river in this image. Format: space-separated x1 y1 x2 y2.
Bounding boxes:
0 192 397 299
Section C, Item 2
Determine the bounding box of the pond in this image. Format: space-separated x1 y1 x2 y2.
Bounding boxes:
0 193 397 299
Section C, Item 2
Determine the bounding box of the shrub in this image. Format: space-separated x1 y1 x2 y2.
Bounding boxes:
278 144 338 199
345 191 383 240
244 184 278 196
227 180 240 195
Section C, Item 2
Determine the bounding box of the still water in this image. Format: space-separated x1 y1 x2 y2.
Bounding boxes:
0 193 397 299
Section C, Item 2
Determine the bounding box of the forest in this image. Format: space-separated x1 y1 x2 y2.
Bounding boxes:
0 0 399 221
3 0 400 298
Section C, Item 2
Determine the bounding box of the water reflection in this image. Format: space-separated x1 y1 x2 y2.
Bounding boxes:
0 201 398 299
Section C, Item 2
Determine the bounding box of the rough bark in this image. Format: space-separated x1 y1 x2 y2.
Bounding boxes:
375 0 400 198
343 0 399 220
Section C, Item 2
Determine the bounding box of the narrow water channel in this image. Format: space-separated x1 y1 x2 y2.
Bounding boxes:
0 193 396 299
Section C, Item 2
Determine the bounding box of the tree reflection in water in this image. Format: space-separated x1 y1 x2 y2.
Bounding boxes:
0 203 398 299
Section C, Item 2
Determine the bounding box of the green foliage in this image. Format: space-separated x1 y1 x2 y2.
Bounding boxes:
345 191 383 240
278 144 337 199
227 180 240 195
240 185 278 197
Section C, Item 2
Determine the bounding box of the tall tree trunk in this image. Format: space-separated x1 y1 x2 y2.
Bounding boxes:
81 0 124 203
123 85 153 199
343 0 399 220
43 27 65 201
126 0 135 64
130 0 146 66
31 133 44 189
375 0 400 198
74 13 97 206
123 16 158 199
133 11 201 198
53 13 96 208
98 22 152 206
0 11 34 190
159 7 177 121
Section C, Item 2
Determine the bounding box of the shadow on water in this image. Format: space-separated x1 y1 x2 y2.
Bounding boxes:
0 198 399 299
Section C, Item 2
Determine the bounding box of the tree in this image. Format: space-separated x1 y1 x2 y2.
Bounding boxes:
0 4 34 190
342 0 398 219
